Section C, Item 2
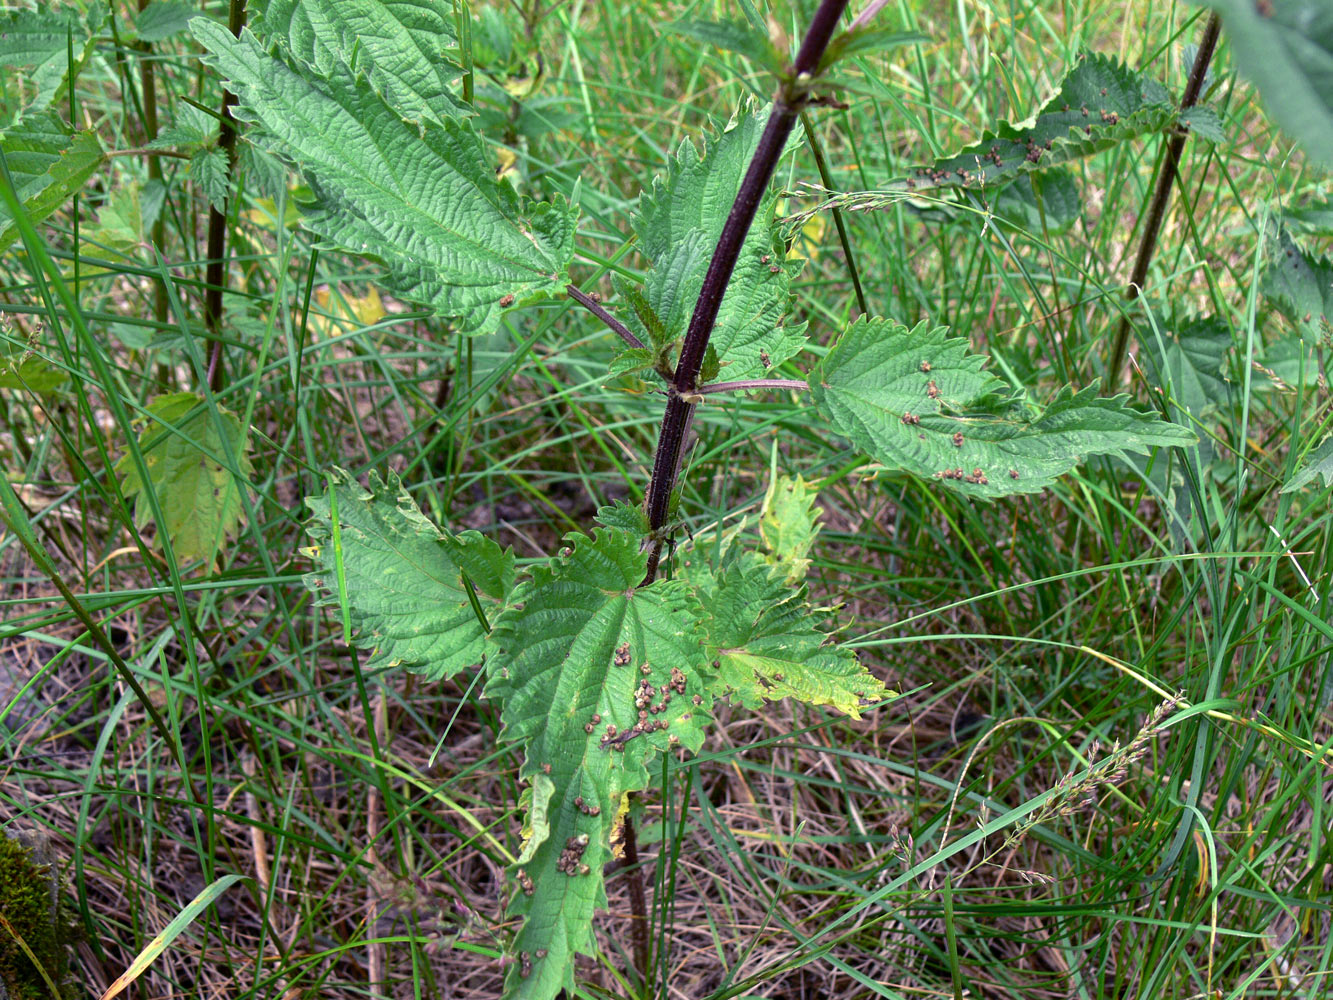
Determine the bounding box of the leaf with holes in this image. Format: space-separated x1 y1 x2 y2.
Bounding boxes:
302 467 514 679
192 20 577 336
114 393 254 563
897 52 1173 193
484 528 712 1000
811 318 1196 496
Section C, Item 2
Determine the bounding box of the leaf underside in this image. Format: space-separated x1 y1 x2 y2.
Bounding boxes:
485 529 712 999
1196 0 1333 169
114 392 253 563
1263 226 1333 346
191 20 577 336
811 318 1196 496
1282 435 1333 493
898 52 1174 193
616 107 807 382
302 467 514 679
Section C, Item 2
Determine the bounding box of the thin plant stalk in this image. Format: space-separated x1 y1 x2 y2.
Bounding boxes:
1105 12 1221 390
203 0 247 392
800 110 868 316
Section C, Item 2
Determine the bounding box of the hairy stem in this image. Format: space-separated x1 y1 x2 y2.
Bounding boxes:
694 378 809 396
567 283 645 349
203 0 248 392
1105 12 1221 390
643 0 852 583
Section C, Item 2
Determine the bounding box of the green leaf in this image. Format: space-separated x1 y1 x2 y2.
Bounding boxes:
691 553 889 719
78 180 147 272
619 228 807 381
188 147 230 213
192 21 578 336
302 467 514 679
257 0 467 126
485 529 711 1000
1194 0 1333 168
810 318 1196 496
594 500 649 536
818 27 928 71
133 0 196 43
0 349 67 393
899 52 1174 193
1144 314 1231 417
664 18 782 71
114 392 254 563
992 167 1082 234
759 473 822 584
1282 435 1333 492
0 113 104 251
147 104 216 152
1263 226 1333 345
605 346 655 380
628 108 807 380
0 6 101 116
1178 105 1225 143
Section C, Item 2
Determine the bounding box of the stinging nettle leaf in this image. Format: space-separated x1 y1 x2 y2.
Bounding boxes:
1282 435 1333 493
1143 314 1232 418
485 528 712 1000
690 552 890 719
114 392 254 563
626 107 808 381
257 0 467 126
302 467 514 679
898 52 1174 194
759 472 822 585
0 113 104 251
133 0 196 43
811 318 1196 496
0 6 101 115
1263 226 1333 346
664 18 782 72
188 147 230 214
192 20 578 337
1193 0 1333 168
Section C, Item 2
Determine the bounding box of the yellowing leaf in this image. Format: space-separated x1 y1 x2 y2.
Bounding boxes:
309 284 387 338
114 392 254 563
759 472 822 584
242 196 302 230
791 207 826 260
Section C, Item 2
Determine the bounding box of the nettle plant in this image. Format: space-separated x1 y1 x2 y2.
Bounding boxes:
31 0 1304 996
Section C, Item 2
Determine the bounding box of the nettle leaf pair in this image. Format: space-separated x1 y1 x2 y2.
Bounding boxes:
303 468 879 998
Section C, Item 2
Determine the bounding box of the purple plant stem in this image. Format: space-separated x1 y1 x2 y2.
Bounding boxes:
643 0 852 582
